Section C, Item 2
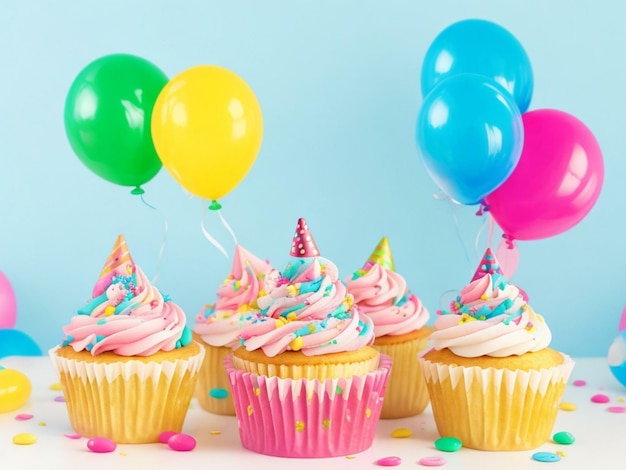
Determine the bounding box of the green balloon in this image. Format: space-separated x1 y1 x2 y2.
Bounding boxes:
64 54 168 191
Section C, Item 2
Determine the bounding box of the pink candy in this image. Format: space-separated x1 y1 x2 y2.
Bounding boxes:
15 414 34 421
418 456 447 467
158 430 177 443
607 406 626 413
376 456 401 466
87 437 116 453
591 394 610 403
167 433 196 452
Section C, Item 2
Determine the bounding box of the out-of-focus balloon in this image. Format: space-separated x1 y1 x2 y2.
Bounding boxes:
64 53 169 194
416 73 523 205
0 329 42 358
609 330 626 387
0 271 17 328
0 367 32 413
421 18 534 113
484 109 604 241
151 65 263 206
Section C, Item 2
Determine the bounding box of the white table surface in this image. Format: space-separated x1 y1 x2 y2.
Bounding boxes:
1 356 624 469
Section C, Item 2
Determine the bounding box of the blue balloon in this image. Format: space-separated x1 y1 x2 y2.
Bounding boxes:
416 73 523 205
609 330 626 387
0 328 42 358
421 19 533 113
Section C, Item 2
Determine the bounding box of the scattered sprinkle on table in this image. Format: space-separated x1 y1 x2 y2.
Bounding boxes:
209 430 222 435
15 414 33 421
553 431 575 445
54 396 66 403
87 437 117 453
532 452 561 463
556 451 567 457
49 383 62 391
591 394 610 404
120 452 127 457
572 380 586 387
560 402 577 411
391 427 412 438
607 406 626 413
345 455 356 460
618 397 625 402
64 433 81 439
375 456 401 466
418 456 446 467
167 433 196 451
435 436 462 452
13 433 37 445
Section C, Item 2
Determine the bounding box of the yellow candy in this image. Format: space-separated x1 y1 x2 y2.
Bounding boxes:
391 427 413 438
560 402 577 411
104 306 115 316
290 337 304 351
49 383 62 391
12 433 37 445
556 451 567 457
0 369 32 413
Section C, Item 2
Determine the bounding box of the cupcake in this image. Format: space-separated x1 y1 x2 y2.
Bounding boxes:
225 218 392 458
346 236 431 418
49 235 205 443
419 248 574 451
193 244 276 415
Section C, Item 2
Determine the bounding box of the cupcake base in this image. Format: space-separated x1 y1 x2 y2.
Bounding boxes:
50 342 205 444
373 327 431 418
193 333 236 416
420 348 575 451
225 353 392 458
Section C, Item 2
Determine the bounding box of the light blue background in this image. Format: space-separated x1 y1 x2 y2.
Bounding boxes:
0 1 621 357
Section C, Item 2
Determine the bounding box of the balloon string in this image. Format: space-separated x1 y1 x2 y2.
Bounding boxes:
444 195 472 271
139 194 168 284
217 209 238 246
473 214 489 256
201 204 229 260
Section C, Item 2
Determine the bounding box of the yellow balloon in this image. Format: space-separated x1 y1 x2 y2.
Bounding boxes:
151 65 263 202
0 368 32 413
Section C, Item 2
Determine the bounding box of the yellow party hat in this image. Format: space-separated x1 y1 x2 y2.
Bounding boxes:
365 236 395 272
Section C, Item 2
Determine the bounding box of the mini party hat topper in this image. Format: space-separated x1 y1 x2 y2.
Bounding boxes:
290 218 320 258
231 244 271 279
365 236 395 272
471 247 503 282
93 234 135 297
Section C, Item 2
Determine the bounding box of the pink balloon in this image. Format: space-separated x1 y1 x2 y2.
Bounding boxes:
484 109 604 240
619 305 626 332
0 270 17 328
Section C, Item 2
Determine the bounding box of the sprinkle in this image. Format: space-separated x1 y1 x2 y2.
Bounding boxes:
209 430 222 435
13 433 37 445
167 433 196 452
322 419 331 429
54 396 66 402
275 317 287 328
158 431 177 444
532 452 561 462
254 387 260 396
391 428 412 438
591 394 610 403
295 420 305 432
553 431 575 445
247 404 253 416
418 456 446 467
365 408 371 418
345 455 357 460
209 388 229 399
38 421 46 426
336 386 342 394
572 379 586 386
15 414 34 421
87 437 116 453
64 434 82 439
618 397 625 402
290 337 304 351
435 436 462 452
560 402 577 411
556 451 567 457
49 383 62 391
120 452 127 456
375 456 401 466
104 306 115 316
607 406 626 413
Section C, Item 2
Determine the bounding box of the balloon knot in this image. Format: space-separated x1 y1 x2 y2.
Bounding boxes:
208 200 222 211
502 233 515 249
130 186 145 196
475 202 490 216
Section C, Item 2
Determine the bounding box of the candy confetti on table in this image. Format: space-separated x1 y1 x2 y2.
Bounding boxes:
391 427 413 438
418 456 447 467
591 394 610 403
167 433 196 452
560 402 577 411
0 368 32 413
607 406 626 413
15 413 33 421
49 383 62 391
38 421 46 426
434 436 462 452
532 452 561 463
553 431 575 445
64 433 81 439
87 437 117 453
54 396 66 402
375 456 401 466
13 433 37 445
572 379 586 386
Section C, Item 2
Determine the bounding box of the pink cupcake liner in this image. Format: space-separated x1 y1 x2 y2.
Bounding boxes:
224 354 392 458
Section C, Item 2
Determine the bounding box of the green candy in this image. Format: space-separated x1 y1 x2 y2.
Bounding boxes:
553 431 575 445
435 436 462 452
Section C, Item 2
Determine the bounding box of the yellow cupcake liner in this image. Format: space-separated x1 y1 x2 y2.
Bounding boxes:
420 353 574 451
49 346 204 443
373 334 430 418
